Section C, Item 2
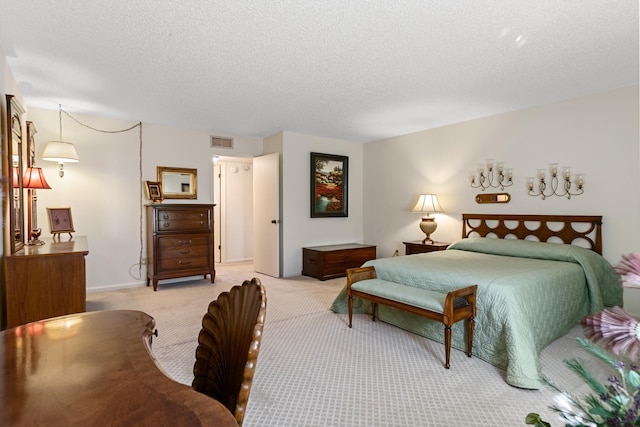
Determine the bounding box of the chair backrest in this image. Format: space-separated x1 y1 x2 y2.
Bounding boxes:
192 278 267 426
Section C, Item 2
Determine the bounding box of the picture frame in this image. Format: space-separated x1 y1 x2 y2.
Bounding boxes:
310 152 348 218
46 207 75 238
145 181 163 202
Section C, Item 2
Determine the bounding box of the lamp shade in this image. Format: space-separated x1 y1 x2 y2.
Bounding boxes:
22 167 52 189
12 167 20 188
411 194 444 213
42 141 79 163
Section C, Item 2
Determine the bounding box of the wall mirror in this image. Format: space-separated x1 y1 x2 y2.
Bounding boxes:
157 166 197 199
5 95 26 253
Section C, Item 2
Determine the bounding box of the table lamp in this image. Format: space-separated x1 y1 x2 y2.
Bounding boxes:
411 193 444 244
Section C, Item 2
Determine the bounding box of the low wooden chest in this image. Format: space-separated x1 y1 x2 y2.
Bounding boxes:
302 243 376 280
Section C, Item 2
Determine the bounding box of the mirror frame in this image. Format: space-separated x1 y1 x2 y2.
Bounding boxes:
156 166 197 199
475 193 511 204
26 121 37 238
6 95 26 253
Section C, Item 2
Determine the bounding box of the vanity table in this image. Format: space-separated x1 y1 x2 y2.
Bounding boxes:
4 236 89 328
0 310 238 426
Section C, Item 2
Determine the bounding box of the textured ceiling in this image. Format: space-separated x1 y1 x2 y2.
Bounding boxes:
0 1 638 142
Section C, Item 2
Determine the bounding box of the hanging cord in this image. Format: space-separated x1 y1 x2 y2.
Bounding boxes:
61 107 145 280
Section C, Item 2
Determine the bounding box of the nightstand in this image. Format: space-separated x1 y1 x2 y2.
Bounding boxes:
403 241 450 255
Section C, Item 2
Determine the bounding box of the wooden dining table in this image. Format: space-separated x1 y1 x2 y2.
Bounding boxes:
0 310 238 426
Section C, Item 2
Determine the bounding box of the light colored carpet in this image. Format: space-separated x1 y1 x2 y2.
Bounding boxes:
87 263 605 426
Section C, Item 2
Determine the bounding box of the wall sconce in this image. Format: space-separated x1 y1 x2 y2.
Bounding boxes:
410 193 445 244
23 166 52 245
469 159 513 190
42 105 79 177
527 163 584 199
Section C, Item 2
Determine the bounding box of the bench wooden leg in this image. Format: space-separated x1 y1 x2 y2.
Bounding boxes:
372 302 377 322
444 325 452 369
467 317 475 357
348 295 353 328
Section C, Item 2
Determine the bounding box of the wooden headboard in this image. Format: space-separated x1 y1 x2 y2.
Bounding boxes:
461 214 603 255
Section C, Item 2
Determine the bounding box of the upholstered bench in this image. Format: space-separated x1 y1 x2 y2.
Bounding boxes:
346 266 477 369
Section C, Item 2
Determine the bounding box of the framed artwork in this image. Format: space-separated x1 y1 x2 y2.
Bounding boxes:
310 152 348 218
47 207 75 238
145 181 163 202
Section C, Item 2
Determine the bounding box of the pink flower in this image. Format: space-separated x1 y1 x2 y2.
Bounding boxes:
615 253 640 288
582 306 640 360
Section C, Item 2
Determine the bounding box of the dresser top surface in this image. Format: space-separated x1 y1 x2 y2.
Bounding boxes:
10 236 89 258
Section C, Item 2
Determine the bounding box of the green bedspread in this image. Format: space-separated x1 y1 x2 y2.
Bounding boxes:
329 238 622 389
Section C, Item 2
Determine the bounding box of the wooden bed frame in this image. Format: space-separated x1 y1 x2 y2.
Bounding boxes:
461 214 603 255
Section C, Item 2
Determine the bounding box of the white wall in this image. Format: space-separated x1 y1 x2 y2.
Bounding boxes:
279 131 364 277
26 107 262 291
362 85 640 311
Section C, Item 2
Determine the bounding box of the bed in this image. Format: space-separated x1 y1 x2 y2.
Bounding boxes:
330 214 622 389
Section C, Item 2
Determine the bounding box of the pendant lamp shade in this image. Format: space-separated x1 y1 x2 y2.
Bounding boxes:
42 141 79 177
42 141 79 163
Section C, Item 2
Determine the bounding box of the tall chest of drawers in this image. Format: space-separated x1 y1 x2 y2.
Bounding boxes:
146 204 215 291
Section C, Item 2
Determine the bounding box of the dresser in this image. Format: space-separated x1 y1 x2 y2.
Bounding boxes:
302 243 376 280
146 204 215 291
4 236 89 329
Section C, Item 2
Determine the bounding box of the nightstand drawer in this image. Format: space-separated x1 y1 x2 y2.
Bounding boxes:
157 218 210 232
158 244 209 259
159 256 210 271
403 241 449 255
157 209 209 222
158 236 210 249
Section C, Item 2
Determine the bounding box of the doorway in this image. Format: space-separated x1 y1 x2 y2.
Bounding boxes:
212 153 280 277
213 158 254 265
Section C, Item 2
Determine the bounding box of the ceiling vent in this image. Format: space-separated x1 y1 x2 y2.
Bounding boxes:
210 135 234 149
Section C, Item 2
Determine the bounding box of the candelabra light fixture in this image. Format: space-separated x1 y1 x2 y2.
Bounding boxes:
469 159 513 191
527 163 584 200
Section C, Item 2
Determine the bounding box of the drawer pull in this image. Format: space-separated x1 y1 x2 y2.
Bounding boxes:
179 249 192 254
162 214 170 219
178 260 192 265
178 240 192 245
163 222 170 228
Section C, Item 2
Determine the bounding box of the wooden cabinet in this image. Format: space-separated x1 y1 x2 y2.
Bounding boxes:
302 243 376 280
403 241 449 255
4 236 89 329
146 204 215 291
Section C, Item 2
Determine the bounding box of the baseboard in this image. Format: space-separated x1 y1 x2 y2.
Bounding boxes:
87 281 146 293
222 258 253 264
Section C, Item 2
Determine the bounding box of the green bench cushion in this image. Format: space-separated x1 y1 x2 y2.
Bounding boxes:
351 279 446 313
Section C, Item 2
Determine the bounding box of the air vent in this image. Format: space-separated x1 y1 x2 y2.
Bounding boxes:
210 135 234 149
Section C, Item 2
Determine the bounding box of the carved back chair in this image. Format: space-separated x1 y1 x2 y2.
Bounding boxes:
192 278 267 426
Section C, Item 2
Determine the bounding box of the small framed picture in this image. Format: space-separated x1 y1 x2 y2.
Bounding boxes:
310 152 348 218
47 207 75 238
145 181 163 202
